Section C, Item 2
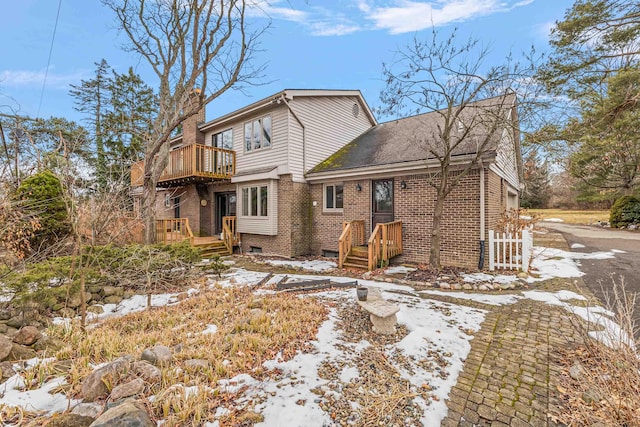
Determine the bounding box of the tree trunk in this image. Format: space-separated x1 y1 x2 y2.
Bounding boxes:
429 193 446 269
142 183 157 244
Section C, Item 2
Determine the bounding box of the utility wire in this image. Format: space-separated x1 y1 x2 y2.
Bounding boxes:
36 0 63 119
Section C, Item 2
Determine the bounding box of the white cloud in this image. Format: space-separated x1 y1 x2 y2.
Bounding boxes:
248 0 308 22
0 67 86 89
309 21 361 36
362 0 535 34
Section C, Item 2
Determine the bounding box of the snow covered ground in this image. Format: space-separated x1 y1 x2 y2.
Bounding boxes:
0 243 630 426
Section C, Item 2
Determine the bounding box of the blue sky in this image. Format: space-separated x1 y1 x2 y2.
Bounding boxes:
0 0 573 124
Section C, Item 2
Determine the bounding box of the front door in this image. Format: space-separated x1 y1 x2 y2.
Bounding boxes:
215 192 237 234
372 179 394 230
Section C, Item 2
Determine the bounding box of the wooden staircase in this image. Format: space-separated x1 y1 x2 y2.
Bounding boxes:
156 216 239 258
193 237 231 258
339 220 403 271
342 245 369 269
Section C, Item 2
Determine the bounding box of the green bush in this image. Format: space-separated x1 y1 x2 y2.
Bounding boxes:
610 195 640 228
14 170 71 249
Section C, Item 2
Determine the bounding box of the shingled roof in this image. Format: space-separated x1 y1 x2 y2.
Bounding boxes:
308 94 517 174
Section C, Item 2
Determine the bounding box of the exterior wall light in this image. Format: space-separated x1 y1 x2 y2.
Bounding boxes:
400 180 407 189
355 183 362 192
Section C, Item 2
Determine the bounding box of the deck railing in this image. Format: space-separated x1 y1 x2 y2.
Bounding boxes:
367 220 403 270
338 220 365 268
155 218 194 245
131 144 235 186
222 216 238 254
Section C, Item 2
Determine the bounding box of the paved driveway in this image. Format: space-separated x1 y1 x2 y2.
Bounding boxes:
541 222 640 326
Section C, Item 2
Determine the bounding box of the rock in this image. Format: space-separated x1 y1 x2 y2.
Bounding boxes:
47 413 95 427
140 345 172 367
33 335 66 352
82 356 133 402
184 359 210 371
569 362 583 380
100 286 119 297
499 283 513 290
110 378 145 401
87 305 104 315
0 335 13 361
462 284 474 290
628 224 638 230
0 324 7 334
131 361 161 383
13 325 42 346
72 402 104 418
68 292 92 309
7 343 36 361
451 283 462 290
478 285 490 291
103 295 123 305
89 401 154 427
362 272 373 280
0 360 15 380
438 282 451 289
6 316 27 329
0 309 13 321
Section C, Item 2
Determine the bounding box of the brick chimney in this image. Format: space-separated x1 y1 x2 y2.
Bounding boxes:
181 89 205 146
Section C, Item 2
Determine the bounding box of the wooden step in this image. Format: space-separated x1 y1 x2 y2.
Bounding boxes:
343 262 368 270
351 246 368 257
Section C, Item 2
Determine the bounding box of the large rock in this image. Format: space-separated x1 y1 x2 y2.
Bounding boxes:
103 295 123 305
100 286 123 297
72 402 104 418
6 315 27 329
33 335 66 352
47 413 95 427
0 360 16 381
88 401 154 427
140 345 172 367
0 335 12 361
0 309 13 321
81 356 133 402
110 378 145 401
131 361 161 384
68 292 92 309
6 343 36 361
13 325 42 346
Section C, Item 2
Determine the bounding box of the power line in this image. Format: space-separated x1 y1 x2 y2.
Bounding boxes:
36 0 63 119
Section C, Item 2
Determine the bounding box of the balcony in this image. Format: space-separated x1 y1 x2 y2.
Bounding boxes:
131 144 235 188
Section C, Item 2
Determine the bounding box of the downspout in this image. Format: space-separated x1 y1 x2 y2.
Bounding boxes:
478 161 486 270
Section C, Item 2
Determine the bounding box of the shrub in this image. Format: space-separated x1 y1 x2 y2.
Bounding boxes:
610 195 640 228
14 170 71 249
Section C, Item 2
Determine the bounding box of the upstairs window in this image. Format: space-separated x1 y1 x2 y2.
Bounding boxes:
324 184 344 212
213 129 233 149
244 116 272 152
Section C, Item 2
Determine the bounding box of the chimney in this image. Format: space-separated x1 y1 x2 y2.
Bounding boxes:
182 89 205 146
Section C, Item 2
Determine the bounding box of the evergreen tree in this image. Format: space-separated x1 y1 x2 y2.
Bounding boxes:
521 151 551 208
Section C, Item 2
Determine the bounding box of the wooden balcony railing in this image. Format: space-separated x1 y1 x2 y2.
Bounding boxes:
338 220 365 268
368 220 403 270
155 218 194 245
131 144 235 186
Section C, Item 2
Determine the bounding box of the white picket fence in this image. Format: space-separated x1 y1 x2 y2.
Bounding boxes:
488 229 532 272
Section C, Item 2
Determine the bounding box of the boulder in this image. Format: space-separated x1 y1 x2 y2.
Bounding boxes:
103 296 123 305
100 286 119 298
131 361 161 383
87 305 104 315
81 356 133 402
6 343 36 361
88 401 154 427
57 308 77 318
0 335 13 361
72 402 104 418
140 345 172 367
68 292 92 309
0 360 16 380
0 309 13 321
6 315 27 329
47 414 95 427
110 378 145 401
13 325 42 346
33 336 67 352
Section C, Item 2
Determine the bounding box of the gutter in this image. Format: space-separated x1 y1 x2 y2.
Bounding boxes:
280 94 307 174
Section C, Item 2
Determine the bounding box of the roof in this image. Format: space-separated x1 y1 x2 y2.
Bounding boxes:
199 89 377 131
308 94 517 175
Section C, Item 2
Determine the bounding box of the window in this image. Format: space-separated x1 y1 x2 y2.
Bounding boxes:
324 184 344 211
241 185 268 217
213 129 233 149
244 116 271 152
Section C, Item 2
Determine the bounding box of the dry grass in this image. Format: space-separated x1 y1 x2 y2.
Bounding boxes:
528 209 609 225
39 285 327 426
556 278 640 426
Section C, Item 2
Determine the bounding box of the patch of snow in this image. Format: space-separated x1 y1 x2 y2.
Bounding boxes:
542 218 564 223
570 243 586 249
263 259 337 272
0 374 80 416
462 273 519 285
611 249 626 254
528 246 617 281
339 366 359 383
385 265 417 274
519 215 532 220
202 324 218 335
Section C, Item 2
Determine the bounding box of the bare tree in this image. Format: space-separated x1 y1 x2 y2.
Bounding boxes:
102 0 266 243
380 30 543 269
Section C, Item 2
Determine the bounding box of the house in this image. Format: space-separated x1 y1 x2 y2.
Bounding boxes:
131 89 377 257
131 90 522 270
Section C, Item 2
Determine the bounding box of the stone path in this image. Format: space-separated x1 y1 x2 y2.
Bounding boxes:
441 299 583 426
